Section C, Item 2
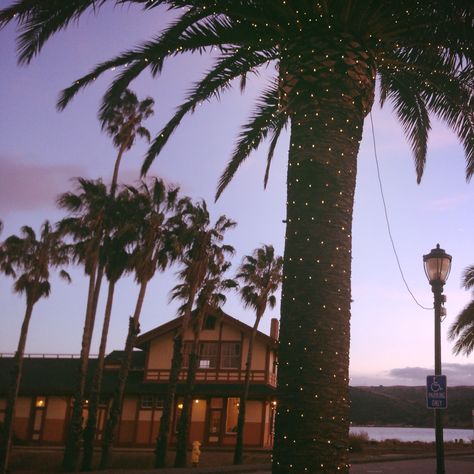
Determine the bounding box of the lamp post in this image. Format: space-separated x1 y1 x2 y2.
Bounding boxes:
423 244 452 474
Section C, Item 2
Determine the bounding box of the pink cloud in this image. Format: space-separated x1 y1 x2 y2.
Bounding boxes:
0 156 86 213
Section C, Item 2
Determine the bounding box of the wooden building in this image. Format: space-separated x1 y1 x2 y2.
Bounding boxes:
0 312 278 448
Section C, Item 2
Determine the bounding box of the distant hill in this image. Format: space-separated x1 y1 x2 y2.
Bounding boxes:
349 386 474 428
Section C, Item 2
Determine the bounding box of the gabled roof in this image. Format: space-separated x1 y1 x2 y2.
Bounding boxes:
135 310 278 349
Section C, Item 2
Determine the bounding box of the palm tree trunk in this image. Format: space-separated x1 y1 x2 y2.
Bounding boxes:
110 140 129 197
99 279 147 470
174 336 200 468
154 288 198 468
0 300 34 474
81 279 116 471
63 261 103 472
233 312 262 465
154 334 183 468
63 266 96 472
272 93 368 473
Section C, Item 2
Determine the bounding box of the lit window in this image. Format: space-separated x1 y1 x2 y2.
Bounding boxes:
221 342 241 369
199 342 218 369
225 398 240 434
182 341 218 369
35 396 46 408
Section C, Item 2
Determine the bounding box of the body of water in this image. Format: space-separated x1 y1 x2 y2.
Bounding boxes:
350 426 473 443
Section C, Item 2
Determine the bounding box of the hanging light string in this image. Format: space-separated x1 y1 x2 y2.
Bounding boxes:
369 112 432 311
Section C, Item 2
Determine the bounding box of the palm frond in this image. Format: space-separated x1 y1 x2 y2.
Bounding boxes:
216 81 286 199
264 117 286 189
448 300 474 356
141 47 276 175
14 0 107 65
59 269 72 283
378 68 430 182
462 265 474 291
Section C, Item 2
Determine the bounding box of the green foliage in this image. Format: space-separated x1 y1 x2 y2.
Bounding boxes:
449 265 474 356
350 386 474 428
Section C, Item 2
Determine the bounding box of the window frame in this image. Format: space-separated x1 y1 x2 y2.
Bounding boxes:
220 341 241 370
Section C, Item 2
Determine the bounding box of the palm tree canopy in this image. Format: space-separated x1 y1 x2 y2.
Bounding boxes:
236 244 283 315
1 221 70 305
169 200 236 322
125 177 183 283
100 88 154 151
57 178 115 274
1 1 472 192
449 265 474 356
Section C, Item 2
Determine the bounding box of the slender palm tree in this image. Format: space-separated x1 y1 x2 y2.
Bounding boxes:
154 201 236 468
0 222 70 474
99 178 182 469
100 88 154 195
2 2 473 472
80 90 154 470
172 248 236 468
449 265 474 356
57 178 112 472
81 188 138 471
233 245 283 465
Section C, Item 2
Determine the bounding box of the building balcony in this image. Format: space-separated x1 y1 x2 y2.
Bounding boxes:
144 368 277 387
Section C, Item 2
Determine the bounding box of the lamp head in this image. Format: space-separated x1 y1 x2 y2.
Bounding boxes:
423 244 452 286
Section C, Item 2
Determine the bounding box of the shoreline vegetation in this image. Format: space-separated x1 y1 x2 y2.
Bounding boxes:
8 436 474 473
349 386 474 429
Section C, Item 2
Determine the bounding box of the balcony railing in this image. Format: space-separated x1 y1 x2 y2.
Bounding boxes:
144 368 277 387
0 353 98 359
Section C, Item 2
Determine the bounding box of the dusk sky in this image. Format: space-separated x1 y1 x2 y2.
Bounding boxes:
1 2 473 386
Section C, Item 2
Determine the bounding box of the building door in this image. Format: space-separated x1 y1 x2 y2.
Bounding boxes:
30 396 47 441
207 409 222 444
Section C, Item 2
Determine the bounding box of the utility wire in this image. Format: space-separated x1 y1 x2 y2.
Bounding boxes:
369 112 432 311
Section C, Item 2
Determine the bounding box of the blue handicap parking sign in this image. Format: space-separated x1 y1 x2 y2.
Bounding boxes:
426 375 447 409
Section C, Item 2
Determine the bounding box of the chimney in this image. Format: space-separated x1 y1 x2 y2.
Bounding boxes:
270 318 279 341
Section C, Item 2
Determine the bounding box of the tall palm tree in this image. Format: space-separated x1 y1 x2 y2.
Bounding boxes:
99 178 182 469
0 222 70 474
172 247 236 468
449 265 474 356
100 88 154 195
81 188 137 471
57 178 112 472
80 90 154 470
2 2 473 472
233 245 283 465
154 201 236 468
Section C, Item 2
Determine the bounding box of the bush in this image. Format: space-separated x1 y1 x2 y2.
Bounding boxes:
349 431 369 452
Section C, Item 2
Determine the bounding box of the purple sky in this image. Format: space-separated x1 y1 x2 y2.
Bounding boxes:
1 2 473 386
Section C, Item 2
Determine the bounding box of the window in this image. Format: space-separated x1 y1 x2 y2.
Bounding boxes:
202 314 216 330
35 396 46 408
199 342 218 369
182 342 218 369
141 396 163 409
225 398 240 434
221 342 241 369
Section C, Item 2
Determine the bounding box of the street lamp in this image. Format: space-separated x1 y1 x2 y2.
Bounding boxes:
423 244 452 474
